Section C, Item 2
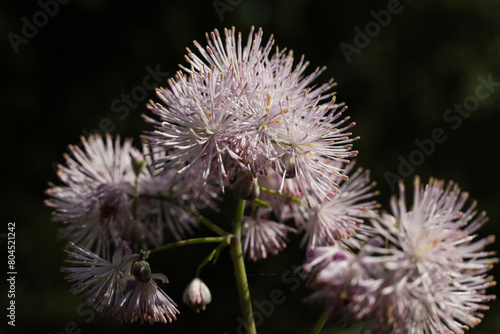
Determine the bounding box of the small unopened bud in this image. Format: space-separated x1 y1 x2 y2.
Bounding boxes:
132 260 152 283
282 153 296 179
182 278 212 313
123 220 146 244
131 156 147 176
233 175 260 200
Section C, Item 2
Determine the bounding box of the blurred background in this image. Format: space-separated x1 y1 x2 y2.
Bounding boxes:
1 0 499 333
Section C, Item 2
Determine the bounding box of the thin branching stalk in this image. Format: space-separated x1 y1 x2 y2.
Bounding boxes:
230 199 257 334
139 193 228 236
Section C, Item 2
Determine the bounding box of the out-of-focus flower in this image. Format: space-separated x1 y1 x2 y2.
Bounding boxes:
241 208 296 261
46 134 219 257
303 177 497 333
115 260 179 324
145 27 357 204
61 243 139 317
182 278 212 313
46 134 137 258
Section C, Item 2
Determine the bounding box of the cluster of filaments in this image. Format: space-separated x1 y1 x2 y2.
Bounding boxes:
144 26 358 206
302 177 497 333
45 27 496 330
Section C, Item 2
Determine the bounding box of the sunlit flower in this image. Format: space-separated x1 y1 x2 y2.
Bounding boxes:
303 177 497 333
61 243 139 317
145 27 357 204
182 278 212 313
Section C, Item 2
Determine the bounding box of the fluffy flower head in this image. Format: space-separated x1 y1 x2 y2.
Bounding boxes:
303 177 497 333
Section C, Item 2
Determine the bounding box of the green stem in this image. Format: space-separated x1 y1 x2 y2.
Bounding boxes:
195 239 230 277
147 236 230 255
230 199 256 334
259 187 302 205
310 308 329 334
140 193 228 236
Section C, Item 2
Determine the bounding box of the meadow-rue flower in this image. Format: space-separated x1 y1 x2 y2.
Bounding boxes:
303 177 497 333
61 243 139 317
145 27 357 204
182 278 212 313
115 260 179 324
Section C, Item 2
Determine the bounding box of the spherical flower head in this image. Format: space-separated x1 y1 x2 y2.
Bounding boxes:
144 27 358 204
303 177 497 333
182 278 212 313
241 208 296 261
115 260 179 324
61 243 139 317
366 177 497 333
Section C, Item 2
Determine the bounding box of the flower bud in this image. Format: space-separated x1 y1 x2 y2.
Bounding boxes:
132 260 152 283
131 156 147 176
282 153 296 179
123 220 146 244
182 278 212 313
233 175 260 200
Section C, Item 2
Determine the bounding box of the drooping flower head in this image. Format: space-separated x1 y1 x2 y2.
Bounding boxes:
115 260 179 324
61 243 139 317
303 177 497 333
61 243 179 324
144 27 357 204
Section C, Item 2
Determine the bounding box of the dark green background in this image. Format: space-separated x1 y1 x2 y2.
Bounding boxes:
1 0 499 333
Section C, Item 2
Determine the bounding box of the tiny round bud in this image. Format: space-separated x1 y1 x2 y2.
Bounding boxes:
282 153 297 179
233 175 260 200
182 278 212 313
132 260 152 283
131 156 147 176
123 220 146 244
